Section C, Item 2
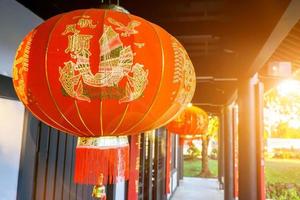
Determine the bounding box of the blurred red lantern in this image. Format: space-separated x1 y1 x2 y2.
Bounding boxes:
13 8 196 137
167 106 209 135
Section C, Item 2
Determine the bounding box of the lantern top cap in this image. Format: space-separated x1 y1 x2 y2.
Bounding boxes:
100 4 129 14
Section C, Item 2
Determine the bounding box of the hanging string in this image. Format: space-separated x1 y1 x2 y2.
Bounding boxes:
100 0 121 7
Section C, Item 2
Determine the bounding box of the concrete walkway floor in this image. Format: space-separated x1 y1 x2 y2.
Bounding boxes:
171 177 224 200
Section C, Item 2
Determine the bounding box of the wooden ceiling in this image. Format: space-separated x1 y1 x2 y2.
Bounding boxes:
259 18 300 92
267 20 300 72
16 0 291 108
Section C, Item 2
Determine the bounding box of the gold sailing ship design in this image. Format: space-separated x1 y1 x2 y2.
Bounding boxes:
59 16 148 103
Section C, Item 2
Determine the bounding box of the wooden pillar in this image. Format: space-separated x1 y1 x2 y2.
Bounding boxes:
238 76 258 200
256 82 266 200
218 110 225 189
224 106 234 200
178 142 184 180
143 132 154 200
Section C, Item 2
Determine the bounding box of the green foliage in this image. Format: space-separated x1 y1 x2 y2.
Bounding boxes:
265 159 300 184
264 84 300 138
272 122 300 138
207 115 219 139
265 159 300 199
183 158 218 178
266 183 300 200
186 142 201 160
272 148 300 159
209 148 218 160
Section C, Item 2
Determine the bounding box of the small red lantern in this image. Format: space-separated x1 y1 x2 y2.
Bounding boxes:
166 106 209 135
12 8 196 137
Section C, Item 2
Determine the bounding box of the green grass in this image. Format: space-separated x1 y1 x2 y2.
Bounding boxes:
183 158 218 178
184 158 300 184
265 159 300 184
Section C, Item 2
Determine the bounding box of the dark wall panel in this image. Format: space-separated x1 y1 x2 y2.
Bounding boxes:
17 111 95 200
35 124 50 200
17 110 171 200
0 75 18 100
17 111 40 200
62 136 75 200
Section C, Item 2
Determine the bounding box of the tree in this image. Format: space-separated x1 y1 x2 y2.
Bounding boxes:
200 115 219 177
264 80 300 139
186 141 201 160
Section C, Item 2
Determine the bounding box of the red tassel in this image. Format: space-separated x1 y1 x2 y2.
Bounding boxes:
74 146 130 185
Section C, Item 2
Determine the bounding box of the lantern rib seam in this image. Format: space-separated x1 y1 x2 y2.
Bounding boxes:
16 30 76 135
44 13 89 136
99 9 108 136
75 100 95 136
120 21 165 135
73 9 96 136
108 11 134 135
35 103 76 134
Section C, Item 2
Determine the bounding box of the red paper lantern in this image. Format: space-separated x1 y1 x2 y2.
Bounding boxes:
166 106 209 135
13 9 196 137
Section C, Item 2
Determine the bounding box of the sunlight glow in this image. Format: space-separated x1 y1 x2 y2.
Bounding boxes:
277 80 300 97
187 102 193 107
288 119 300 129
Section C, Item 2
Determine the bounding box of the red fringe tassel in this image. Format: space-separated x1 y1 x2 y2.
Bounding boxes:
74 146 129 185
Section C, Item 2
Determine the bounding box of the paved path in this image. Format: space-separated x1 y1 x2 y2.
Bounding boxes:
171 177 224 200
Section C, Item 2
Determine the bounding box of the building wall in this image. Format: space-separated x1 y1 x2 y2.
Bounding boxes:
0 0 42 78
0 98 24 200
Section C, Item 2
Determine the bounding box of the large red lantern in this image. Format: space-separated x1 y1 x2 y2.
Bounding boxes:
13 8 196 137
166 106 209 135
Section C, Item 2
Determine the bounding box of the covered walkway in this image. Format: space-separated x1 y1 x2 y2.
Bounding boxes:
171 178 224 200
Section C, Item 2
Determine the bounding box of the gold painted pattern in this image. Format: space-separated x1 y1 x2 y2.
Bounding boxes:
13 30 36 105
119 21 165 134
59 16 148 104
171 38 196 106
77 135 128 147
77 18 96 28
44 14 87 135
108 17 140 37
